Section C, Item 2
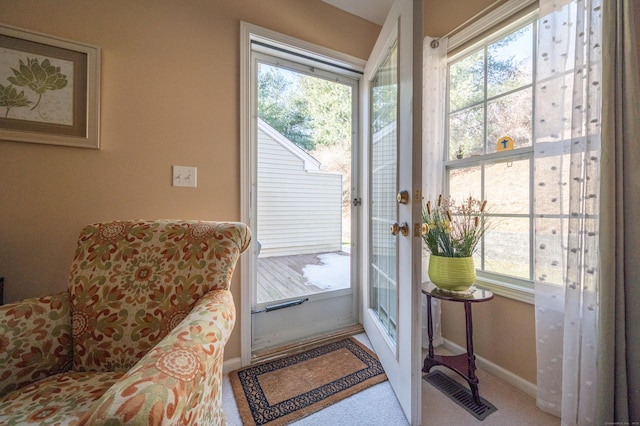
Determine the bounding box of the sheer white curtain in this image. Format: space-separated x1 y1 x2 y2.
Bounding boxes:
533 0 602 424
421 36 448 347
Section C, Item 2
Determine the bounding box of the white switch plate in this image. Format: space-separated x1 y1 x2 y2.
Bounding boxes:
172 165 197 187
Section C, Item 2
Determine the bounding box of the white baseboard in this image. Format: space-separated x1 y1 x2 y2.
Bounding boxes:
442 338 537 398
223 357 242 375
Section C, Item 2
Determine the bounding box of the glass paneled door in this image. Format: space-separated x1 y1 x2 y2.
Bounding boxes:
370 40 399 342
362 0 423 424
250 51 360 354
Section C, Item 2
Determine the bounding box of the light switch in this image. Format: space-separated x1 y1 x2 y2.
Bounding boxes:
172 165 197 187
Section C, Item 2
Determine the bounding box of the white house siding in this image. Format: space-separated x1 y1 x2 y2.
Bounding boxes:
257 121 343 257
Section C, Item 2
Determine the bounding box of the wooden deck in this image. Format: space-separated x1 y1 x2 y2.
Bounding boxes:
256 251 349 304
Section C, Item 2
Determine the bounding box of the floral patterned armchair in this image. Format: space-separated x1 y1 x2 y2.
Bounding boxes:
0 220 250 425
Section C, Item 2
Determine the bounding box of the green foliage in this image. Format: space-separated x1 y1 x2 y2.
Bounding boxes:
257 64 352 152
371 43 397 134
8 57 68 94
258 66 313 149
0 83 32 117
449 50 484 112
422 195 488 258
298 76 352 147
371 83 397 133
6 57 68 112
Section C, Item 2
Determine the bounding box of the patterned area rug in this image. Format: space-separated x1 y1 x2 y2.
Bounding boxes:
229 337 387 425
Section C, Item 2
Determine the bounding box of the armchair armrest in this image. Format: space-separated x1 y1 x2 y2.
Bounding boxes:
0 292 72 397
85 289 236 425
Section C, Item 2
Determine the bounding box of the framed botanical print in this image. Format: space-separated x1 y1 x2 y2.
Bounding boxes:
0 25 100 148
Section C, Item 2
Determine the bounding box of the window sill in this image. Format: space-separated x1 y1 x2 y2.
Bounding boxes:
475 278 534 305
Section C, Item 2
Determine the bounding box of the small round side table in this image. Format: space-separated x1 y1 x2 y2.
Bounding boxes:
421 281 493 405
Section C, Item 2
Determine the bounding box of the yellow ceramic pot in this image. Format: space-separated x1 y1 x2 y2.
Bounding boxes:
428 255 476 291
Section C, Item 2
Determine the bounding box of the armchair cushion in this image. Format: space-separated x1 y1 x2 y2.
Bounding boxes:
0 371 124 426
0 293 72 398
0 220 250 426
69 220 249 372
83 289 235 425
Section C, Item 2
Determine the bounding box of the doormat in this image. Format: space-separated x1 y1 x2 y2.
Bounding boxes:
229 337 387 426
423 370 497 421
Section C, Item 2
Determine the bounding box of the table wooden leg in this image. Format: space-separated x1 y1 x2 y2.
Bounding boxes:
427 294 434 360
464 301 481 405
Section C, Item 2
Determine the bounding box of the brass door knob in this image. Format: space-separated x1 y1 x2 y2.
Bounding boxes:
397 190 410 204
390 222 409 236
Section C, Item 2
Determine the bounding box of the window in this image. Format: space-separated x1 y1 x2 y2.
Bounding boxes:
445 18 537 297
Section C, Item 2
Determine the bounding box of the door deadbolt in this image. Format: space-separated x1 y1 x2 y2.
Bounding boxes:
397 190 410 204
390 222 409 236
415 223 429 237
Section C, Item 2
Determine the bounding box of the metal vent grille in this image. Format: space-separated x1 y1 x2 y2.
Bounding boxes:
424 371 498 421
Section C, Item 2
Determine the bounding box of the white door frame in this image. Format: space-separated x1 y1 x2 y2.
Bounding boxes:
239 22 366 366
240 5 424 421
360 0 423 424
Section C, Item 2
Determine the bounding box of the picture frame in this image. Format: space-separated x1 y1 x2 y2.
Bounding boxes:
0 25 100 149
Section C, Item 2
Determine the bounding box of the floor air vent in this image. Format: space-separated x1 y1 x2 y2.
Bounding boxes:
424 371 498 421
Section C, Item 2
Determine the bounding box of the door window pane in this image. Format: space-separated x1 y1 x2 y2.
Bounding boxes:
369 41 398 342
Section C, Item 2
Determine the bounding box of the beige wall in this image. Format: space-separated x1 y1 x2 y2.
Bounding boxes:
424 0 498 37
0 0 538 381
441 295 537 383
0 0 379 360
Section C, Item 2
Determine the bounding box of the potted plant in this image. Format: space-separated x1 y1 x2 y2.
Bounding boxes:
422 195 487 292
455 145 464 159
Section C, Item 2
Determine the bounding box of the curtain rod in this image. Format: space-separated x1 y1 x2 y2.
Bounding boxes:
430 1 504 48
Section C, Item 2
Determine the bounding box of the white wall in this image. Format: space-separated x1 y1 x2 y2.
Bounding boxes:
257 121 343 257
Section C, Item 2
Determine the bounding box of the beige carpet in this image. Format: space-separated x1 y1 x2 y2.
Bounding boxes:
223 334 560 425
229 337 387 426
421 346 560 426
